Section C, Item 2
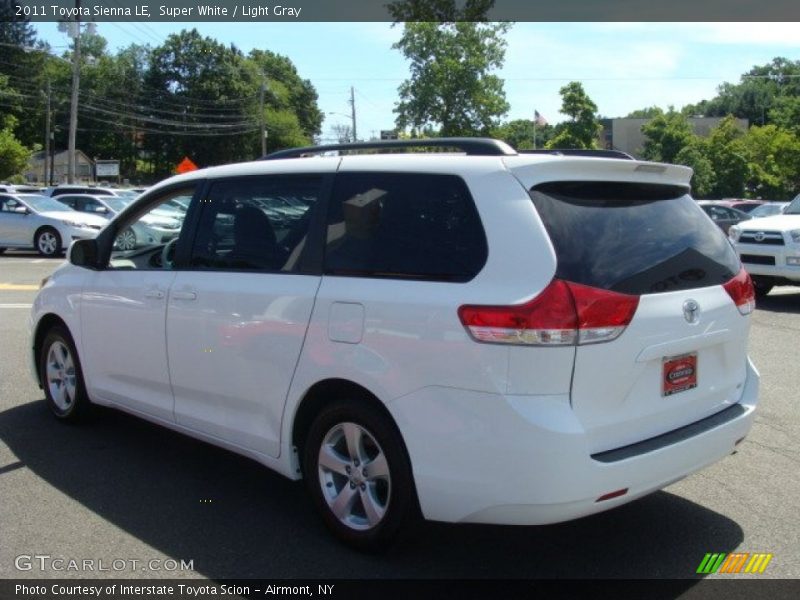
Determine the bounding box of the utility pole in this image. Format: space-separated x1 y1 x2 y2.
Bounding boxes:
260 78 267 156
44 80 51 185
50 124 56 186
67 0 81 184
349 86 357 142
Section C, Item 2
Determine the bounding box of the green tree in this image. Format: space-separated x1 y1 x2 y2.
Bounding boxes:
546 82 600 149
0 126 31 179
705 115 748 198
393 21 511 136
741 124 800 198
674 140 715 198
0 5 53 151
142 29 254 174
0 74 33 178
247 49 322 141
626 106 663 119
769 95 800 137
641 109 694 163
492 118 553 150
683 58 800 126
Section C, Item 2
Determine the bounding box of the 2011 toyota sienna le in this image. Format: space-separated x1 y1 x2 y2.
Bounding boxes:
29 138 759 550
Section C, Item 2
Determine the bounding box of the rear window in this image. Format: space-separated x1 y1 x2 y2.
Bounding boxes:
530 182 740 295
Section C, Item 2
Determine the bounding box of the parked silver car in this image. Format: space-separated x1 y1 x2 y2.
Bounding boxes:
0 194 106 256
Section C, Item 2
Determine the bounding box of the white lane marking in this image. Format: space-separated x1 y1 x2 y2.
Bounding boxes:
0 304 32 308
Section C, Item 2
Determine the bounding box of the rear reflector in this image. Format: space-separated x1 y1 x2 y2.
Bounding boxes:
595 488 629 502
723 267 756 315
458 279 639 346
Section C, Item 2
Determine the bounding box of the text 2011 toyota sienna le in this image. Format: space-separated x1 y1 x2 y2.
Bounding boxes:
30 139 758 550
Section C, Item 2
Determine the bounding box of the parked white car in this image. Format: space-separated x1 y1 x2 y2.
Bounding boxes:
54 194 182 250
0 193 106 256
729 194 800 296
29 139 759 550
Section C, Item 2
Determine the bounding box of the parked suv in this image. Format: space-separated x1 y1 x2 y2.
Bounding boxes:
729 193 800 296
30 139 759 550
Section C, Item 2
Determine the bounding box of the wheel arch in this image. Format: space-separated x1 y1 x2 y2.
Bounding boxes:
33 224 60 243
33 313 71 387
290 378 415 482
32 224 62 254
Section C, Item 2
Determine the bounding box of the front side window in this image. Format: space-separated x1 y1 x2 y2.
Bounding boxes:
188 176 322 273
324 172 487 282
108 187 195 269
0 196 21 211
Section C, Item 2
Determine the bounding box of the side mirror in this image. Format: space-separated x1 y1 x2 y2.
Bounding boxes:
13 206 29 214
68 239 99 269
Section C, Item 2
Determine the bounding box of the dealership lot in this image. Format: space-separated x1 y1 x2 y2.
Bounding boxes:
0 252 798 580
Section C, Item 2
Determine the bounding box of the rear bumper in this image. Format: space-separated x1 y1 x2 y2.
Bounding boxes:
388 358 759 525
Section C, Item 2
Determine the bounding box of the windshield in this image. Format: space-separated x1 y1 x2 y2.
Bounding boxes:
785 195 800 215
20 195 73 212
750 203 786 218
104 197 130 212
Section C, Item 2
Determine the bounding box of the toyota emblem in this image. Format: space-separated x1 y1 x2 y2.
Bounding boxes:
754 231 766 242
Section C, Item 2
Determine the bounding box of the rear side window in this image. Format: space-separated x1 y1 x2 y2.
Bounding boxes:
324 172 487 282
531 182 740 295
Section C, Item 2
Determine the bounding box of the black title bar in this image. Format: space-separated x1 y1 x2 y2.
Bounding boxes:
4 0 800 22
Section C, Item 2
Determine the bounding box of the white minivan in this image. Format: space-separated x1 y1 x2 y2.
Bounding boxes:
29 139 759 550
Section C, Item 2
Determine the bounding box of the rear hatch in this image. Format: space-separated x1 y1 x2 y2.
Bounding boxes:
528 179 753 453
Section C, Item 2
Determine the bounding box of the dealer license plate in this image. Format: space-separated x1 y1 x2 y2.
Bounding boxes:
662 353 698 397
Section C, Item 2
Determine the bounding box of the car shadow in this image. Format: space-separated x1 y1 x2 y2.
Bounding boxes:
0 400 742 583
756 289 800 313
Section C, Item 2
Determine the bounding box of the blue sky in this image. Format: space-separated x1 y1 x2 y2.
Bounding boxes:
34 22 800 141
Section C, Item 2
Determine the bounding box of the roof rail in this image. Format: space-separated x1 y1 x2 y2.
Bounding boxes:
519 149 635 160
262 137 518 160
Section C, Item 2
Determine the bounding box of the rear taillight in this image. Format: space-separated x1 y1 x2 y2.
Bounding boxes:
458 279 639 346
723 267 756 315
568 281 640 345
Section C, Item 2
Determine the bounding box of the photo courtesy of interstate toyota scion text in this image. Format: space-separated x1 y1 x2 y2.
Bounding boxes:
29 138 759 550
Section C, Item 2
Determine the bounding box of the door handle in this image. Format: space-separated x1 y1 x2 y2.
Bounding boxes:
171 290 197 301
144 289 165 299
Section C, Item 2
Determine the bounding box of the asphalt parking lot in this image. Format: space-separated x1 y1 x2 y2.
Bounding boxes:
0 250 798 582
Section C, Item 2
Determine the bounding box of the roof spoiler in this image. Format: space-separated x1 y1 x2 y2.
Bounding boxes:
519 149 635 160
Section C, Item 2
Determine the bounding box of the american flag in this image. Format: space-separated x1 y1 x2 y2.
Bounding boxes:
534 110 548 127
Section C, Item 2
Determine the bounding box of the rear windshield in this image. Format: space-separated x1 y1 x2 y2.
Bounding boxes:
530 182 740 295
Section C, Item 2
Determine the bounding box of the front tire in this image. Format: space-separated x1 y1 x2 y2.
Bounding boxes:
40 326 90 421
303 400 417 551
35 227 62 256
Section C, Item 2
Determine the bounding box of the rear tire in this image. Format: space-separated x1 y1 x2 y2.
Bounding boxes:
40 325 91 422
303 399 417 551
35 227 62 256
752 277 773 299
